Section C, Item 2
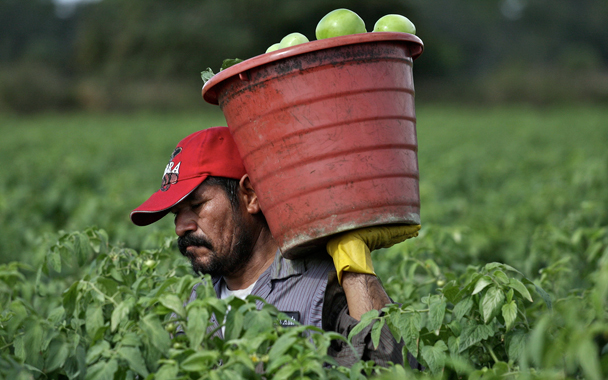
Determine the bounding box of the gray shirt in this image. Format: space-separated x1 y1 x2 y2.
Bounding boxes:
184 249 415 368
186 250 334 332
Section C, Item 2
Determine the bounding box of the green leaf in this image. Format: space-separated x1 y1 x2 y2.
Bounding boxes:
206 297 227 319
507 331 527 363
347 309 378 342
95 228 109 254
421 340 448 374
400 311 421 357
492 361 510 375
472 276 493 295
530 281 552 309
154 362 178 380
86 341 111 365
440 280 461 303
447 336 459 355
180 351 219 372
47 306 65 324
117 346 149 377
427 299 446 332
23 318 43 364
111 298 132 332
501 300 517 331
84 359 118 380
201 68 214 84
35 266 44 294
500 263 525 276
85 303 104 339
386 312 404 342
158 294 185 318
447 319 462 336
13 334 25 361
453 297 473 322
273 362 299 380
140 314 171 355
267 354 292 374
577 338 602 380
187 305 209 350
508 278 533 303
492 270 509 285
459 323 495 353
268 334 297 359
120 332 142 347
224 307 244 340
244 309 273 338
481 286 505 323
371 318 385 349
528 315 550 366
109 268 123 283
73 232 91 266
484 262 502 271
62 281 80 317
445 352 475 375
64 345 86 380
47 247 61 273
96 278 118 300
45 337 70 372
7 300 28 334
220 58 243 71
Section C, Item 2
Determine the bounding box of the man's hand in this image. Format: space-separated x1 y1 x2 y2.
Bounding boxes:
326 224 421 284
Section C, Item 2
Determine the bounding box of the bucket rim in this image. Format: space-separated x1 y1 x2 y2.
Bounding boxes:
202 32 424 105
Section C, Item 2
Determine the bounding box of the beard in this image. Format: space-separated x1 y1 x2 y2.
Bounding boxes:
177 224 255 278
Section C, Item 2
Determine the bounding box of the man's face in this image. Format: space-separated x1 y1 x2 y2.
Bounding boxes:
171 181 255 277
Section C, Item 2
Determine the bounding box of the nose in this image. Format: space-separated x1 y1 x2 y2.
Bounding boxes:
174 209 197 237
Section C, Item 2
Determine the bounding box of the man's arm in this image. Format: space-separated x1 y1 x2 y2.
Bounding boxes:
323 225 423 368
322 271 405 368
341 272 391 321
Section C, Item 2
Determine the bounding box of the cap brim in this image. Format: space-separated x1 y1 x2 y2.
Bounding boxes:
130 175 208 226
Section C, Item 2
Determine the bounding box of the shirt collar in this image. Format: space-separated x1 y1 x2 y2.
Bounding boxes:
211 249 306 287
269 248 307 280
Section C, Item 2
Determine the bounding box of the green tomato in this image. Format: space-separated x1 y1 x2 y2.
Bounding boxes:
278 32 309 49
315 8 366 40
265 43 281 53
373 14 416 34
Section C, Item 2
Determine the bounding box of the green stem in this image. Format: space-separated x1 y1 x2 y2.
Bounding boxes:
517 307 530 330
483 342 500 364
85 281 119 306
411 258 437 278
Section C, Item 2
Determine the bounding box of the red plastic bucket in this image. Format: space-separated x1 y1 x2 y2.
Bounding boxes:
202 32 424 259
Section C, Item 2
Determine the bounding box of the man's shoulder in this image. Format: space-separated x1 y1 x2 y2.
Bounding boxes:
268 248 334 280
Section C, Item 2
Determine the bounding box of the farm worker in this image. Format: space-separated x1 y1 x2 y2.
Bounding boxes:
130 126 421 368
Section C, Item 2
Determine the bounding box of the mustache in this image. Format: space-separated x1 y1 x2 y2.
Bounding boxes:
177 232 214 256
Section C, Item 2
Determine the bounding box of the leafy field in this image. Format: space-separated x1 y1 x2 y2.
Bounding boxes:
1 105 607 379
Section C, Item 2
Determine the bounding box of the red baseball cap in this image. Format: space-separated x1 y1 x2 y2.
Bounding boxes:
130 126 247 226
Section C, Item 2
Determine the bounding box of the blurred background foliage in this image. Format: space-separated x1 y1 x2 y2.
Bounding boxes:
1 0 607 113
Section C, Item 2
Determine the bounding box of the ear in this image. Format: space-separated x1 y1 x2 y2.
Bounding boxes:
239 174 261 214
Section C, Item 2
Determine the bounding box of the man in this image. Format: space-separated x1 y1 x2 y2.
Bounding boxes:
131 126 418 368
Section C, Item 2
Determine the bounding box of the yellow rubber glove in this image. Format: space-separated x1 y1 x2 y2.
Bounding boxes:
326 224 421 285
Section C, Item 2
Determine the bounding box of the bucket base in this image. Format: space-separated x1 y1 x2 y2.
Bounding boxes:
282 222 420 259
